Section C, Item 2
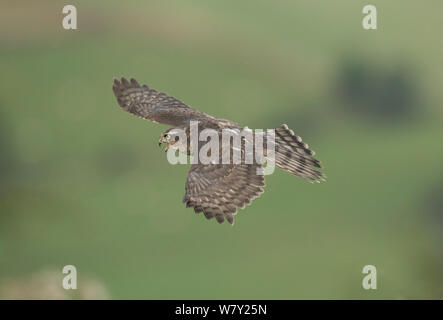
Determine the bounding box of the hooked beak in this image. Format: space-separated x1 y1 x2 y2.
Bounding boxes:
158 139 169 152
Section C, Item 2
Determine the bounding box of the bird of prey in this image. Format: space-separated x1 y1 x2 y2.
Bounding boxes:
113 77 325 225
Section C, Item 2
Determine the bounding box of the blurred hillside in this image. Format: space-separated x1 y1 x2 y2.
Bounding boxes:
0 0 442 299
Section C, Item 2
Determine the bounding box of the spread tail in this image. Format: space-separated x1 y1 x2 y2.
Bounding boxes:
272 124 325 182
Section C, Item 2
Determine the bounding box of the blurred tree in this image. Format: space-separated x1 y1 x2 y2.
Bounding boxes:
335 58 420 122
0 107 17 194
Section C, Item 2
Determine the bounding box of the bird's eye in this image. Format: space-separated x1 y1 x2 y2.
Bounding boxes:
165 134 170 140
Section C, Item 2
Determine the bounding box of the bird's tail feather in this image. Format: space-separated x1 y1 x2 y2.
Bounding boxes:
272 124 325 182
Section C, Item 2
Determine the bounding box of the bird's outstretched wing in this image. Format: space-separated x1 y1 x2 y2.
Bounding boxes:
183 163 265 225
113 77 213 127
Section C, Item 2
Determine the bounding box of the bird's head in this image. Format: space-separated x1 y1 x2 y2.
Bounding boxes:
158 128 187 152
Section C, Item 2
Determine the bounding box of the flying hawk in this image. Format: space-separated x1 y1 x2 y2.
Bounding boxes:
113 77 325 225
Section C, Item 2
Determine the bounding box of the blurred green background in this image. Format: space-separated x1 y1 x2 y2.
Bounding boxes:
0 0 442 299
